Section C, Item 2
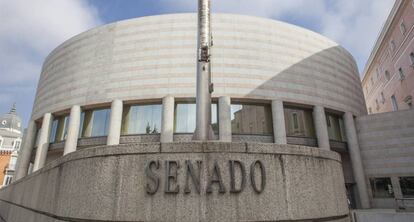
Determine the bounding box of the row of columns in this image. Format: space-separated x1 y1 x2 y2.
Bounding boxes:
13 96 370 208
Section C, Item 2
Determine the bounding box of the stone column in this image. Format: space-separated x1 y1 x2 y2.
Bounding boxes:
107 100 123 145
33 113 53 171
14 120 37 180
64 105 81 155
343 112 370 208
272 100 287 144
218 96 232 142
161 96 174 143
313 105 330 150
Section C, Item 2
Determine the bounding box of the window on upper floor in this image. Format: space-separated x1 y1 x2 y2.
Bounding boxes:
284 106 316 138
400 21 407 35
49 115 69 143
0 138 3 148
400 177 414 198
391 95 399 111
325 113 346 142
174 102 218 134
8 156 17 171
13 140 21 149
230 103 272 135
404 95 412 109
384 70 391 81
370 77 374 86
121 103 162 135
380 92 385 104
368 107 372 114
376 68 380 79
390 40 396 51
398 67 405 80
2 175 12 186
80 108 111 138
370 177 394 198
410 52 414 66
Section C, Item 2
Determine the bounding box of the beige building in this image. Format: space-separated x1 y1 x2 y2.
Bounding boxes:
362 0 414 114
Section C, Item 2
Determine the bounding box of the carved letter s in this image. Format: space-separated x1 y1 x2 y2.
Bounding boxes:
145 160 160 195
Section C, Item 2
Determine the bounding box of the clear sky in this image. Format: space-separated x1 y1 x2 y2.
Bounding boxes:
0 0 395 127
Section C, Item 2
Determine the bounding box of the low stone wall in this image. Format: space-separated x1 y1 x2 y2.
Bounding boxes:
0 142 349 222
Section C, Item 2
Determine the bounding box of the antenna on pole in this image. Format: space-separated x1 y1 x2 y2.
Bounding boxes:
193 0 214 141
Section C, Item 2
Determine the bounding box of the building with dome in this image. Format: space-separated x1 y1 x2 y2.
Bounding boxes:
0 11 413 222
0 104 23 187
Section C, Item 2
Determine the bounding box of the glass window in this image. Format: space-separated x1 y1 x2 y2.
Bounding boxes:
400 22 406 35
14 140 21 149
284 107 315 138
370 177 394 198
174 103 218 133
391 95 398 111
230 103 272 135
49 115 69 143
398 68 405 80
326 113 346 142
400 177 414 198
410 52 414 65
80 108 110 137
384 70 390 81
121 104 162 135
390 40 396 51
3 175 12 186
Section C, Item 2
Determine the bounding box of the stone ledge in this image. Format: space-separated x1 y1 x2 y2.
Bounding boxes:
11 142 341 188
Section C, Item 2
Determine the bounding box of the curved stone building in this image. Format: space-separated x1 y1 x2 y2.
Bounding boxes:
1 14 370 222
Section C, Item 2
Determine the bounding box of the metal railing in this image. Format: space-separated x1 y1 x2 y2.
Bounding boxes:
395 197 414 212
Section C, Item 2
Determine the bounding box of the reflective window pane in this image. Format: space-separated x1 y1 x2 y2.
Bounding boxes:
122 104 162 135
49 115 69 143
400 177 414 198
80 108 110 138
174 103 218 133
326 113 346 142
49 119 58 143
91 109 110 137
370 177 394 198
231 104 273 135
284 107 315 138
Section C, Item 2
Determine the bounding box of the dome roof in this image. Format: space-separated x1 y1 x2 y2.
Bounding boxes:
0 104 22 134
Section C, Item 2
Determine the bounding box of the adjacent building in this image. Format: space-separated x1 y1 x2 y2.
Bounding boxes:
362 0 414 114
360 0 414 210
0 104 23 187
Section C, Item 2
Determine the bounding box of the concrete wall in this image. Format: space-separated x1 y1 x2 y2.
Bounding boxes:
31 13 365 121
0 143 349 222
356 109 414 208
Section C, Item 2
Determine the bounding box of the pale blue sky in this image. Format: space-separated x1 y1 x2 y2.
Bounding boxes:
0 0 395 127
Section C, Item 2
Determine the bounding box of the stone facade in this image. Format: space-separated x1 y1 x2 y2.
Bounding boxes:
32 13 364 120
0 143 349 222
